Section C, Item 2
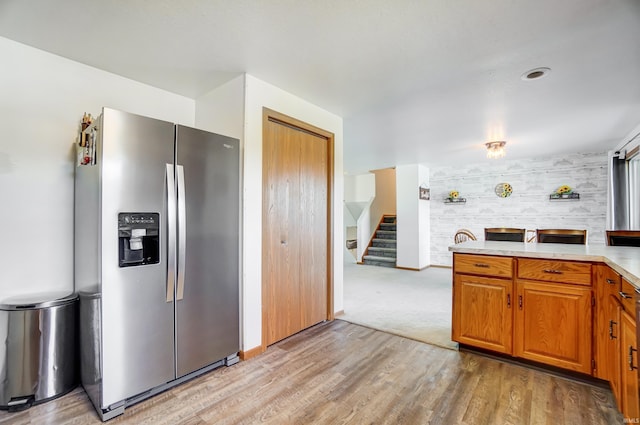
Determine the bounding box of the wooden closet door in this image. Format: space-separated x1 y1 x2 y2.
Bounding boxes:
263 114 329 346
298 125 328 330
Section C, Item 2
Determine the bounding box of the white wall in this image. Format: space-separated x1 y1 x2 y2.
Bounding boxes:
396 165 430 269
243 74 344 352
429 152 608 266
345 173 375 262
366 168 396 245
0 37 195 301
355 205 371 262
344 173 375 202
396 165 419 268
372 168 397 216
195 74 245 139
0 38 346 357
418 165 430 268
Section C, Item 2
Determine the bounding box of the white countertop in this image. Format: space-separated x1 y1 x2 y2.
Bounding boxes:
449 241 640 289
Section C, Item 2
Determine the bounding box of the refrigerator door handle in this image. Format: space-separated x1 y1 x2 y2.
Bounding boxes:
166 163 176 302
176 164 186 301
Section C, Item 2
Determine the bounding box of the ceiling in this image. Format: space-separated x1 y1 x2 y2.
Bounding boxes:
1 0 640 173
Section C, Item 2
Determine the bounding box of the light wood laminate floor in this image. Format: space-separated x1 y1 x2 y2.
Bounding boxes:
0 320 622 424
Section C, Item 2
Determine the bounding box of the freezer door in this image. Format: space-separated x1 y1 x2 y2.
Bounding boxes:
175 126 240 377
100 108 176 406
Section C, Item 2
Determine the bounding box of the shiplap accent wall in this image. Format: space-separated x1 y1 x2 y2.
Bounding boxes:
429 152 608 266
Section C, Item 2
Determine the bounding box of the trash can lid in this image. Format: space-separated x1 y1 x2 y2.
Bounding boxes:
0 291 78 310
77 289 101 300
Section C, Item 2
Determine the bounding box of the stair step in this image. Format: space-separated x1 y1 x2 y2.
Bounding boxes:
367 247 397 258
372 238 397 248
363 215 398 268
379 223 397 230
375 230 396 239
363 255 396 268
363 255 395 262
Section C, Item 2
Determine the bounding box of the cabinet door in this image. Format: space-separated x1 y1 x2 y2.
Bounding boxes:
514 280 592 373
608 294 622 410
621 309 640 420
452 274 513 354
595 265 621 380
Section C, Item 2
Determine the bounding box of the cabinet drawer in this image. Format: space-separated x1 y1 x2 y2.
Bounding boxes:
454 254 513 278
517 258 591 286
619 278 637 313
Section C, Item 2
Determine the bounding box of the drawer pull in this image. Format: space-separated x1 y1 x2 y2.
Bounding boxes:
609 320 618 339
629 346 638 371
473 263 490 268
619 291 632 300
543 269 563 275
606 278 616 285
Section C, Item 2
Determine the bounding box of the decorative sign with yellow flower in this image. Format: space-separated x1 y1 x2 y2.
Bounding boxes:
550 185 580 200
445 190 465 204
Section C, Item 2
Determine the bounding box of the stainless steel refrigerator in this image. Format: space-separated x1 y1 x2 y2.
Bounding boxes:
74 107 240 421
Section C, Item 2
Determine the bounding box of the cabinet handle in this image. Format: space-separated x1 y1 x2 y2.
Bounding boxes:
507 294 511 308
606 278 616 285
619 291 632 299
543 269 563 275
629 346 638 371
609 320 618 339
518 295 523 310
474 263 490 268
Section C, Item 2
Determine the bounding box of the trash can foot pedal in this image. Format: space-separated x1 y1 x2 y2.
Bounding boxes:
7 395 35 412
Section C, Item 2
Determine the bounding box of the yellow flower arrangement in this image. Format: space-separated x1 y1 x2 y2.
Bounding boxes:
449 190 459 199
555 185 573 195
501 183 513 197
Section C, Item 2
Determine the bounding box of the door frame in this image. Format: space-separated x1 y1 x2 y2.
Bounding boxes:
261 107 335 351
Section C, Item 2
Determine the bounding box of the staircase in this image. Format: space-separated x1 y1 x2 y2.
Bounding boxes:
363 215 397 268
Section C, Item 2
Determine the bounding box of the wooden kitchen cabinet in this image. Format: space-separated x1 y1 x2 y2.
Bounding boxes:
514 279 592 373
517 258 592 286
452 273 513 354
621 297 640 420
607 294 623 409
451 249 640 419
453 253 513 278
452 254 514 354
596 273 638 417
595 265 621 380
514 258 593 374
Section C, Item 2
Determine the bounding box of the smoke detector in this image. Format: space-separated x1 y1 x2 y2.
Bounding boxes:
521 67 551 81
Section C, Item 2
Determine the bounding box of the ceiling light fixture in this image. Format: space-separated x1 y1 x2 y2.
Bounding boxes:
521 67 551 81
486 141 506 159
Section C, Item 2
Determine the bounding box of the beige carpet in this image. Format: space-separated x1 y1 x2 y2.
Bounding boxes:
339 262 458 350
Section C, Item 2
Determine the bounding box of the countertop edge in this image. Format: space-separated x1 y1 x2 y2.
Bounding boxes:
449 242 640 289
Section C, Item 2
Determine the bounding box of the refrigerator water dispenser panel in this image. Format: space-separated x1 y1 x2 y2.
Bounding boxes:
118 213 160 267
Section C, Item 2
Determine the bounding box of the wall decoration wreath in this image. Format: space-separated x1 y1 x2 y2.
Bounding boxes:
494 182 513 198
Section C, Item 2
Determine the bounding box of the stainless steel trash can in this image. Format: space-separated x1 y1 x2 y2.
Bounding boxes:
0 291 79 411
